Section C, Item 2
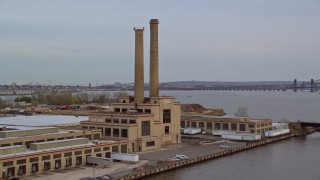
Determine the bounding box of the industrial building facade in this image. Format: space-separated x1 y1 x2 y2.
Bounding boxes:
80 19 181 152
0 127 127 179
181 116 272 134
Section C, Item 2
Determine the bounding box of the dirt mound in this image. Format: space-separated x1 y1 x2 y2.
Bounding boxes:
181 104 207 113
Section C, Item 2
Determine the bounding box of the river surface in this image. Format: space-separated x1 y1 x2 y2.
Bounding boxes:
1 91 320 180
155 91 320 180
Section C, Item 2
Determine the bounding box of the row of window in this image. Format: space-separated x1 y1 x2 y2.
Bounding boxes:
114 108 151 114
104 128 128 138
181 121 247 131
2 145 128 168
0 136 85 148
104 118 136 124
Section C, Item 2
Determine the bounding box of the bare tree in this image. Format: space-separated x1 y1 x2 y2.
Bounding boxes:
234 107 249 117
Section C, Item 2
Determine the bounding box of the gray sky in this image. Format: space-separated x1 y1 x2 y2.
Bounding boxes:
1 0 320 85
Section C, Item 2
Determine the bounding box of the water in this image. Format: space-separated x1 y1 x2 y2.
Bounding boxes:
161 90 320 122
149 91 320 180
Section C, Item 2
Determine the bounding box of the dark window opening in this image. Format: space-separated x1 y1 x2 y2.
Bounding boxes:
191 122 197 128
113 119 119 123
146 141 155 147
231 124 237 131
215 123 221 130
113 129 119 137
199 122 205 128
121 129 128 138
114 108 120 112
129 120 136 124
121 144 127 153
105 128 111 136
141 121 150 136
112 146 118 152
163 109 171 123
145 109 151 113
239 124 246 131
207 122 212 129
105 118 111 123
165 126 170 134
121 119 128 124
223 123 229 130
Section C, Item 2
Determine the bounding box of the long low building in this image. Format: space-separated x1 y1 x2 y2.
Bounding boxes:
0 128 102 148
0 138 128 179
181 115 272 134
0 126 130 179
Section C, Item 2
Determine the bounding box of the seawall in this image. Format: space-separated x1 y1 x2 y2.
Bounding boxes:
117 133 295 180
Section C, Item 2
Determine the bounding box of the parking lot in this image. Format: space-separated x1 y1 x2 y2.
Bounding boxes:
138 136 246 161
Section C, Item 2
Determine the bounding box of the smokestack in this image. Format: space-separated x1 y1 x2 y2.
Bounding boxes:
149 19 159 97
134 27 145 103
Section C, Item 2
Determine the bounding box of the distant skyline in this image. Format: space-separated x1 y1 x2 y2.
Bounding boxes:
1 0 320 85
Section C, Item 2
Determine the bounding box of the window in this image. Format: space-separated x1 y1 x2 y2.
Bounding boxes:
122 108 127 112
129 119 136 124
223 123 229 130
64 152 72 157
113 119 119 123
113 129 119 137
42 155 51 161
105 118 111 123
17 159 26 164
165 126 170 134
215 123 221 130
105 128 111 136
1 144 10 147
94 148 101 152
207 122 212 129
3 161 13 167
239 124 246 131
29 157 39 163
163 109 171 123
121 119 127 124
103 147 110 151
121 129 128 138
145 109 151 113
186 121 190 127
112 146 118 152
248 124 255 128
14 142 23 145
181 121 185 128
94 133 100 139
199 122 205 128
231 124 237 131
137 109 143 113
141 121 150 136
85 149 92 154
114 108 120 112
191 122 197 128
121 145 127 153
53 154 61 159
74 151 82 155
146 141 155 147
47 138 55 141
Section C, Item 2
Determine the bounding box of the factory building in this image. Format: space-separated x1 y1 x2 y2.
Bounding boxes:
81 19 181 152
0 127 127 179
181 115 273 134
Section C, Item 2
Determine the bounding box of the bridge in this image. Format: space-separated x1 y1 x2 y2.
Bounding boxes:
163 79 320 92
299 121 320 132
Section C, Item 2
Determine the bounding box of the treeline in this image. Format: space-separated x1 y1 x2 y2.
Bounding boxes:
14 92 129 106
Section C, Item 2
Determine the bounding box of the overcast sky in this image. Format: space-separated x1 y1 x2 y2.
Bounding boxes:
1 0 319 85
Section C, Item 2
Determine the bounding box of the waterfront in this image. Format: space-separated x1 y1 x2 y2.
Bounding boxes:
1 91 319 180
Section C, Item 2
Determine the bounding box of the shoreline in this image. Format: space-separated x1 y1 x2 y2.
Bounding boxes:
117 134 295 180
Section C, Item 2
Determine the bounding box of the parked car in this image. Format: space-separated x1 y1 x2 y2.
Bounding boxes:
175 154 189 160
219 145 230 149
168 157 180 161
